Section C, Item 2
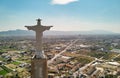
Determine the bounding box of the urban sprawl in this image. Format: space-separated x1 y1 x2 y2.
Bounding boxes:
0 35 120 78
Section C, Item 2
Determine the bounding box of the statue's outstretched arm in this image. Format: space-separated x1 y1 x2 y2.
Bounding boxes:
25 25 36 30
45 26 53 30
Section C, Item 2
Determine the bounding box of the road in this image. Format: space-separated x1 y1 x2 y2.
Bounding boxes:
112 54 120 60
48 39 78 64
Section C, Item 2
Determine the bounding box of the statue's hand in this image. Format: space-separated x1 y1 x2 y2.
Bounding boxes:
25 26 34 30
47 26 53 30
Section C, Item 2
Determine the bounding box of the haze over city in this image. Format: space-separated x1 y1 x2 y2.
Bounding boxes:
0 0 120 33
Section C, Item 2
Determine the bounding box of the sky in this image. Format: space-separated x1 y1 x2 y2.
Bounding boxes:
0 0 120 33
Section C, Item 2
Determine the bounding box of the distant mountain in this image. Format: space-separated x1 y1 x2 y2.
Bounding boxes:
0 29 34 36
0 29 119 36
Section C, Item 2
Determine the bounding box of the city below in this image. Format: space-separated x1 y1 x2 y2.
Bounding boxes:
0 34 120 78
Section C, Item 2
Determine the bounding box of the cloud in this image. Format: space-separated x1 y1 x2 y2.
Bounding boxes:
51 0 78 5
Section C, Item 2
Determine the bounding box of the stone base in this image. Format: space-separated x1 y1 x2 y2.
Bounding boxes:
31 59 48 78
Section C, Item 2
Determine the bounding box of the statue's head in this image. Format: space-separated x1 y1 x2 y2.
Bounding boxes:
37 18 42 22
36 18 42 25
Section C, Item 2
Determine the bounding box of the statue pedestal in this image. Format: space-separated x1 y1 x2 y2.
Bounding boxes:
31 58 48 78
